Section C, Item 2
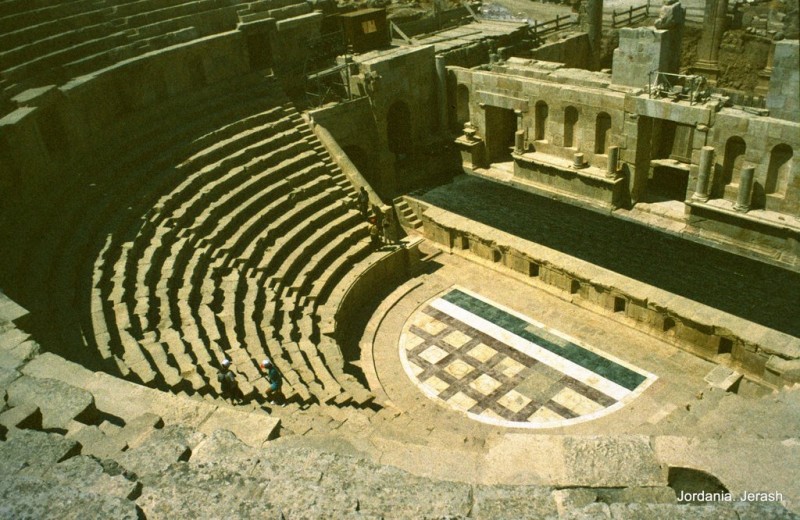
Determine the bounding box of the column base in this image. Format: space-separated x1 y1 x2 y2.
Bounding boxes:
692 61 720 84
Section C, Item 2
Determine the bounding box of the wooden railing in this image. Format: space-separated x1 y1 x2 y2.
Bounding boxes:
531 13 577 39
611 1 651 27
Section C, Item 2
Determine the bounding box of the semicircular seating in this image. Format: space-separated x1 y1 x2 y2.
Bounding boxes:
79 84 384 406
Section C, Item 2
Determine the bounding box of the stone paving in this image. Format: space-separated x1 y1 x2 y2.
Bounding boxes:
370 247 715 437
400 286 656 428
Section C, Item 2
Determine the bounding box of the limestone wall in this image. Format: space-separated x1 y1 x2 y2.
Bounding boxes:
451 62 628 170
349 45 438 195
309 97 384 195
707 109 800 215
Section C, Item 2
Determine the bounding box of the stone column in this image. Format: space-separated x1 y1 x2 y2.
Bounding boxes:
586 0 603 70
755 36 778 97
693 0 728 83
607 146 620 177
435 54 448 137
734 166 755 212
514 110 525 152
692 146 714 201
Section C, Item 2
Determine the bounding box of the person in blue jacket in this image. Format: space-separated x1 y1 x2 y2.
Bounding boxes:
261 358 284 406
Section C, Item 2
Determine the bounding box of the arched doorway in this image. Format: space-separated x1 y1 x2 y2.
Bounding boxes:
765 143 793 196
484 105 517 163
456 84 470 130
564 106 578 148
722 136 747 186
534 101 548 141
387 100 412 159
595 112 611 154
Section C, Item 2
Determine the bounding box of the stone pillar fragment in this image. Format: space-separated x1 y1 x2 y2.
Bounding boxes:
586 0 603 70
692 146 714 201
693 0 728 83
435 54 448 136
734 166 755 212
607 146 619 177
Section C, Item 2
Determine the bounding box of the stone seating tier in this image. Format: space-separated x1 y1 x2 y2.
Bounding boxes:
83 101 381 405
0 0 251 101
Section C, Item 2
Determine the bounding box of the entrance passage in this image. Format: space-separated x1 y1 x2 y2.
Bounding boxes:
485 106 517 163
649 163 690 201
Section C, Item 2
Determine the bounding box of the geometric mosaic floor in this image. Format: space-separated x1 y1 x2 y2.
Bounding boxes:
400 287 657 428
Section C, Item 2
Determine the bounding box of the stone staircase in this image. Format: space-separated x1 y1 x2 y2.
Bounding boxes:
394 196 424 232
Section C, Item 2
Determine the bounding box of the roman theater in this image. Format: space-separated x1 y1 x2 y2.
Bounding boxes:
0 0 798 517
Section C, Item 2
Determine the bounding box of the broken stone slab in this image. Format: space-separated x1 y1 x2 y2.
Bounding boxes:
562 435 668 488
34 455 141 501
553 488 600 516
190 429 271 475
0 475 141 520
9 340 39 363
0 429 81 475
563 502 612 519
196 405 280 448
473 485 558 519
266 447 473 518
115 425 204 477
0 403 42 430
595 486 677 504
704 364 743 390
608 502 738 519
66 424 128 459
0 328 29 353
0 366 20 390
112 412 164 450
7 375 97 430
135 461 284 519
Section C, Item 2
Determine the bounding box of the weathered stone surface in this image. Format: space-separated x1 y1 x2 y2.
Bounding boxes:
197 406 280 448
554 488 601 515
34 455 140 500
562 436 667 487
595 486 677 504
67 424 128 459
114 412 164 449
608 503 738 519
191 429 272 474
473 485 558 519
0 476 141 520
115 425 202 477
136 462 284 519
563 502 612 519
0 366 20 390
0 403 42 430
732 501 800 520
0 429 81 475
7 376 97 429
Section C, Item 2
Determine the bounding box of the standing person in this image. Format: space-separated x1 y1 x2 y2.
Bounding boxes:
383 209 397 245
260 359 284 405
371 204 384 230
217 359 242 404
369 218 382 249
357 187 370 219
